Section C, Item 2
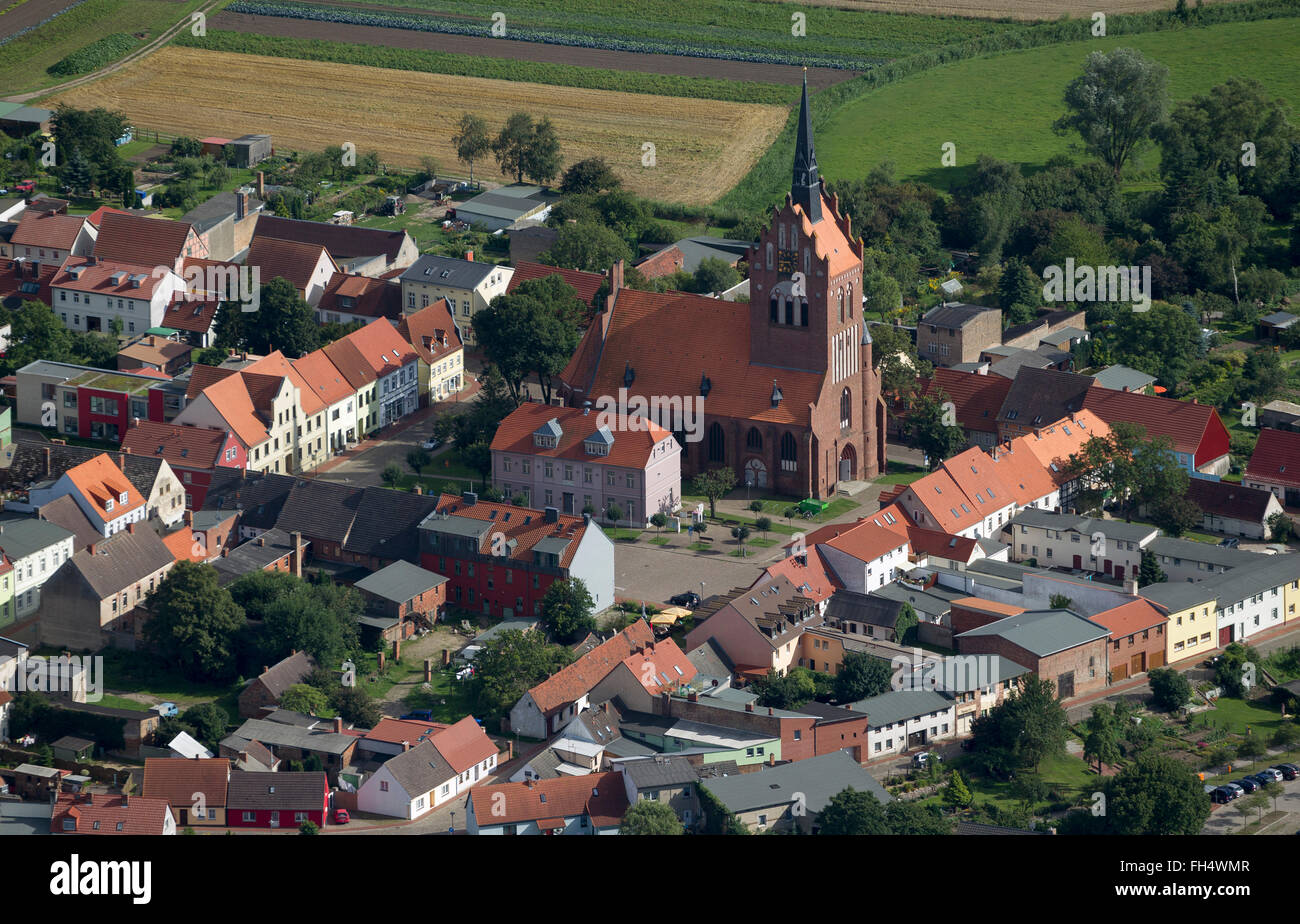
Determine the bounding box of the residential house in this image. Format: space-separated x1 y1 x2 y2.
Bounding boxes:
116 335 191 377
353 559 447 642
9 209 95 263
683 576 821 679
815 518 911 591
210 528 307 585
27 452 149 537
14 360 173 442
0 636 23 737
1139 581 1220 664
253 214 418 275
849 688 958 758
1243 427 1300 508
0 256 58 310
399 254 513 346
226 770 329 829
1081 385 1231 478
916 302 1002 368
396 298 465 405
314 273 402 324
356 717 449 761
220 717 356 781
51 258 185 335
238 650 317 718
1005 509 1158 581
818 590 905 643
904 367 1012 449
509 621 656 739
245 236 337 307
357 740 459 820
120 420 244 510
418 491 615 621
36 523 176 650
955 607 1111 699
1090 598 1168 680
174 365 299 474
0 516 76 621
141 757 230 827
996 367 1095 442
489 402 682 526
506 262 605 317
466 770 629 835
340 317 419 431
587 638 698 714
50 792 175 836
699 749 889 833
608 754 700 828
291 347 359 455
1091 364 1157 395
180 187 261 261
1184 478 1285 541
1144 536 1262 584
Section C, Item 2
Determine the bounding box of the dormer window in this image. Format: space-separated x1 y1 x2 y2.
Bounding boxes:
770 380 783 408
120 492 128 504
105 499 114 512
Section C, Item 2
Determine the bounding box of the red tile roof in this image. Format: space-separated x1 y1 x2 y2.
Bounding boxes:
51 792 172 835
429 492 593 569
0 257 57 307
490 402 672 469
918 369 1012 433
428 715 498 773
1011 411 1109 486
320 336 376 391
1090 598 1167 639
397 299 463 366
52 258 170 298
1082 386 1227 465
507 261 605 308
64 453 146 521
941 446 1015 514
291 347 354 407
620 639 697 696
243 350 326 416
984 440 1059 506
85 206 131 229
255 214 411 263
822 519 909 564
317 272 402 320
185 363 237 400
93 211 195 268
761 545 842 603
142 757 230 808
566 287 824 427
10 210 86 252
121 420 231 470
475 770 629 827
905 525 979 562
362 718 449 747
900 468 983 534
246 236 334 294
1245 428 1300 490
193 371 271 448
163 293 221 333
527 621 654 713
344 317 418 377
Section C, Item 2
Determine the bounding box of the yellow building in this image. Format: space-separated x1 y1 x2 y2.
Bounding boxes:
398 300 465 406
1140 582 1217 666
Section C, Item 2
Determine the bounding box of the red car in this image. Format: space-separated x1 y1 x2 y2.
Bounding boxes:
333 809 350 825
13 180 35 194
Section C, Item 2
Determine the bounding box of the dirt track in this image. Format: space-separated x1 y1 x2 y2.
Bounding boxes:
209 10 859 89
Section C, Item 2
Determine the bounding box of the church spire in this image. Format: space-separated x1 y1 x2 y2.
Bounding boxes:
791 69 822 223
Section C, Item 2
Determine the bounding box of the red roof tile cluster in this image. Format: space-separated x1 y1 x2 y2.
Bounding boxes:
761 545 842 603
917 369 1012 433
362 717 449 747
1245 428 1300 490
93 211 196 268
246 236 335 293
340 316 417 379
507 261 606 308
1012 411 1109 485
527 620 654 713
290 347 354 407
51 792 173 835
317 272 402 320
10 210 86 252
142 757 231 808
0 257 57 307
427 715 498 773
428 492 593 570
621 639 697 695
822 518 909 564
64 453 146 521
1090 598 1167 639
52 258 170 298
1082 385 1227 465
474 770 629 827
121 420 231 470
163 293 221 333
397 299 463 366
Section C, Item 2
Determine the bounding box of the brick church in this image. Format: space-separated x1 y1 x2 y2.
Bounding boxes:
557 78 885 500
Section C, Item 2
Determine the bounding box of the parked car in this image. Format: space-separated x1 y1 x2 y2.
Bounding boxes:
1210 786 1236 804
1223 782 1244 798
669 591 700 609
333 809 350 825
912 751 942 768
1218 537 1240 548
1203 654 1223 668
151 702 179 717
1235 777 1260 793
13 180 35 194
421 436 441 451
400 709 434 721
1270 764 1298 781
1255 767 1284 783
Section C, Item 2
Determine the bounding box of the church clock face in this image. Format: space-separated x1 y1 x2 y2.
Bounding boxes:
777 249 797 275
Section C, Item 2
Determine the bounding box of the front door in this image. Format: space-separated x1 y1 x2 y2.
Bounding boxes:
1114 565 1124 581
270 811 280 828
1130 652 1145 675
744 457 768 488
1073 554 1082 569
562 492 574 514
1219 625 1234 646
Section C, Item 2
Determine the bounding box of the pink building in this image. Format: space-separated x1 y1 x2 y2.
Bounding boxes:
489 403 681 527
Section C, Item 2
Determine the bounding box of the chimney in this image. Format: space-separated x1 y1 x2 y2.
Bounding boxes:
334 717 344 733
235 188 248 221
744 702 753 713
44 446 51 477
291 530 303 578
462 490 477 506
257 536 265 547
127 522 136 534
184 510 193 527
402 740 411 752
767 706 773 716
89 542 98 555
688 691 698 703
464 250 473 262
118 451 126 469
768 752 776 766
605 259 624 312
257 171 265 198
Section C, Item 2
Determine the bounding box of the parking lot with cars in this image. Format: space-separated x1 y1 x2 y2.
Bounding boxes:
1204 761 1300 834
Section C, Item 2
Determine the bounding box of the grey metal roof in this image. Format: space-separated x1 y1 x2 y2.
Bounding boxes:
470 617 540 647
400 254 497 289
921 302 995 329
211 528 304 584
846 689 954 726
353 559 447 604
533 536 572 557
379 740 455 796
455 186 549 222
1139 580 1216 612
1091 364 1157 393
534 417 563 439
669 236 751 274
1146 536 1265 568
224 717 354 755
700 750 890 815
1008 509 1160 544
1260 311 1297 327
611 755 698 790
1200 553 1300 608
955 608 1109 656
0 515 74 560
181 190 263 234
420 513 492 540
227 770 327 810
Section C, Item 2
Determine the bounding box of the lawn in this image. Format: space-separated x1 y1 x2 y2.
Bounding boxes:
96 648 240 706
817 18 1300 192
874 460 929 486
400 665 476 724
1192 696 1288 737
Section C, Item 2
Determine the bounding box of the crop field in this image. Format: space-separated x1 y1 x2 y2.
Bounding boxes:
0 0 83 43
0 0 206 94
228 0 1029 69
45 47 788 204
814 17 1300 192
751 0 1254 21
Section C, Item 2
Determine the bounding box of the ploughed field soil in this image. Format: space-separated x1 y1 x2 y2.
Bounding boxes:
208 10 859 89
0 0 81 41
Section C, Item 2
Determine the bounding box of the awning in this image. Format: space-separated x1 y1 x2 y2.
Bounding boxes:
650 606 691 626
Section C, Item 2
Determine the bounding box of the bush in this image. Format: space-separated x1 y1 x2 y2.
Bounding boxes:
48 34 138 76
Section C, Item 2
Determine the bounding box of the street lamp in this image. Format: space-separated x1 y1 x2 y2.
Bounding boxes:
699 581 705 604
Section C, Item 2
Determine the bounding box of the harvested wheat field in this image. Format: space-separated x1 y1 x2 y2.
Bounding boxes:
46 47 788 204
756 0 1251 19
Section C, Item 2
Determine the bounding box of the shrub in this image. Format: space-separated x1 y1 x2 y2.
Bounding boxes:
48 33 138 76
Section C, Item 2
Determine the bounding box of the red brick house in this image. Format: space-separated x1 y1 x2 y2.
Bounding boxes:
955 608 1111 700
226 770 330 829
238 650 317 718
51 791 175 835
352 559 448 642
120 420 245 509
1090 598 1168 681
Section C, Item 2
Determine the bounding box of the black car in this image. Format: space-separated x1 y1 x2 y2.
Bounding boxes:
1271 764 1298 781
669 592 701 609
1218 537 1241 549
1235 777 1260 793
1210 786 1236 804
